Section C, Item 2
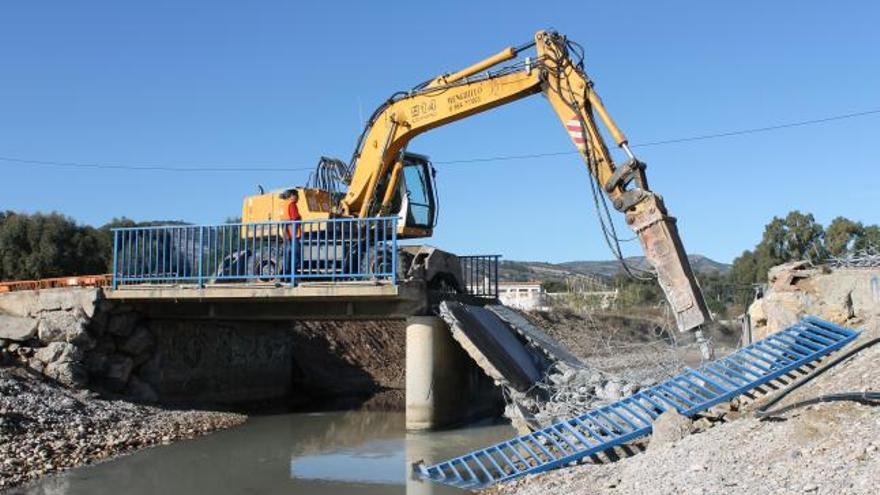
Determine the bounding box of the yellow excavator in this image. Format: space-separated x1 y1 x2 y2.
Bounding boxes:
241 30 711 334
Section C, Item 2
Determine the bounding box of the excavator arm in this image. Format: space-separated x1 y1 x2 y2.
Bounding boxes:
338 30 711 332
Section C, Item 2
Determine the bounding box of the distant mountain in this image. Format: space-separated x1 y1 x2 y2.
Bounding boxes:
499 255 730 284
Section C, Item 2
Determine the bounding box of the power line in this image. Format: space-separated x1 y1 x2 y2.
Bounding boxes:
0 107 877 172
633 108 880 148
436 108 880 164
0 156 314 173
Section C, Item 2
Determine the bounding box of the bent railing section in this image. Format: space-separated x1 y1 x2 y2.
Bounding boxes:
111 217 398 288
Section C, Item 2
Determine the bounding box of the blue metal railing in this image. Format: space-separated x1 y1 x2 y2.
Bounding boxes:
415 317 860 489
111 217 398 289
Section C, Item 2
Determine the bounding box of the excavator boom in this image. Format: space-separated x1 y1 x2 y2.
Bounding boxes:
243 30 712 332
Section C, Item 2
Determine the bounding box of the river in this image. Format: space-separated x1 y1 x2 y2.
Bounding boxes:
19 411 516 494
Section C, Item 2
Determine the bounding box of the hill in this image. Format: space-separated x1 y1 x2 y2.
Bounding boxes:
499 255 730 286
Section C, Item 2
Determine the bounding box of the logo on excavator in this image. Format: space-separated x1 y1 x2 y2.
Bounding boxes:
411 100 437 123
566 118 586 150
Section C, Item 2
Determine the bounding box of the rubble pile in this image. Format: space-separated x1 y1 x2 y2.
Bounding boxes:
439 301 653 433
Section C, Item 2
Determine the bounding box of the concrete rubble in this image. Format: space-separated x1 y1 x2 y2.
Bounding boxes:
439 301 652 433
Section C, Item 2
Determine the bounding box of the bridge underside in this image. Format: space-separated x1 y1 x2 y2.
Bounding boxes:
106 280 492 321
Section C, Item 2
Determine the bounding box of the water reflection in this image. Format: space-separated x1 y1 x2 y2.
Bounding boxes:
19 411 515 495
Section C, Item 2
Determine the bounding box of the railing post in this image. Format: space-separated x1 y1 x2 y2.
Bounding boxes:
391 217 398 285
112 230 119 290
197 226 204 288
494 255 499 299
289 220 298 288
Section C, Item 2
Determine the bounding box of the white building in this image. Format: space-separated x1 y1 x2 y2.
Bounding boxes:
498 281 550 311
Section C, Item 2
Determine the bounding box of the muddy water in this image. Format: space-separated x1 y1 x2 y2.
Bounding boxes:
22 411 516 495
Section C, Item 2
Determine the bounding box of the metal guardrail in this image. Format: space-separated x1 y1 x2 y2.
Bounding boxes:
111 217 398 289
460 255 500 299
415 317 860 489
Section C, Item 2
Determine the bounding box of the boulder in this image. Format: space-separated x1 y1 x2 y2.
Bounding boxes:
756 291 810 340
37 290 77 312
106 313 139 338
126 375 159 403
767 261 821 292
35 342 82 365
748 298 767 327
84 350 110 374
650 409 693 450
37 310 92 345
46 361 88 388
0 291 38 317
597 380 623 401
104 354 134 391
119 326 155 357
137 353 162 386
28 358 45 373
78 289 101 318
0 315 38 341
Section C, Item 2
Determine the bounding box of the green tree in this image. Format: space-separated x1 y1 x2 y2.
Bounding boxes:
855 225 880 252
0 212 114 280
729 210 825 292
824 217 863 256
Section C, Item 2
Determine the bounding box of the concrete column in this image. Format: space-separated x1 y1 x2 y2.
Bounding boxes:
405 316 500 431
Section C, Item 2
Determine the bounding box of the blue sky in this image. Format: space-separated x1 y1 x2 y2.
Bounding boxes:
1 1 878 263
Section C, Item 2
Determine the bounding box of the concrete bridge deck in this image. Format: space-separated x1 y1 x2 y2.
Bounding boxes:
106 280 433 320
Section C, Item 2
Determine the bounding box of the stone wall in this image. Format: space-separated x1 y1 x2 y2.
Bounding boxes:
0 288 160 400
747 261 880 340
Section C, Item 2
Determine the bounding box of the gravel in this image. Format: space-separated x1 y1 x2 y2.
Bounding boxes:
0 366 245 491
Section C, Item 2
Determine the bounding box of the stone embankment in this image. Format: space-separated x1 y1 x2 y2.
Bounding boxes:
0 288 158 400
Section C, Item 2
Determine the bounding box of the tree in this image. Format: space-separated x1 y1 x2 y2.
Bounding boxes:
855 225 880 252
824 217 864 256
0 212 113 280
729 249 759 305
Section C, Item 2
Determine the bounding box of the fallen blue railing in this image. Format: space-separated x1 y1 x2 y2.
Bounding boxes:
111 217 398 289
414 317 860 490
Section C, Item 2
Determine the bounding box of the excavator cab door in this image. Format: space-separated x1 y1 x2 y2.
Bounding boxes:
397 152 436 237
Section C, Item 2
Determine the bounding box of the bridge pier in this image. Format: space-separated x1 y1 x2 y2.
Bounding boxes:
405 316 501 431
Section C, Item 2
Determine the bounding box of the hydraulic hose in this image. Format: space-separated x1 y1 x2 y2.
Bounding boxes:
755 337 880 419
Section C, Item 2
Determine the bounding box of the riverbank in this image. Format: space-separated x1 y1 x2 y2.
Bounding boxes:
0 366 246 491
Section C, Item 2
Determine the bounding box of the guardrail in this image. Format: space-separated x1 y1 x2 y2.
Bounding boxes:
460 255 500 299
111 217 398 289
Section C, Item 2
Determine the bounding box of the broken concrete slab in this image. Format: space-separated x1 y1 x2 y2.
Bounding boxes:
439 301 540 393
486 305 583 367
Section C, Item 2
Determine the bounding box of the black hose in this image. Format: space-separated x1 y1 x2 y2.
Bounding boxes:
755 337 880 419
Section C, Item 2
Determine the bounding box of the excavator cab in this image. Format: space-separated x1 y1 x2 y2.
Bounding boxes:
394 152 437 238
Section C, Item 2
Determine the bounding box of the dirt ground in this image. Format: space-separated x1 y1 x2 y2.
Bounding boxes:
291 319 405 407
